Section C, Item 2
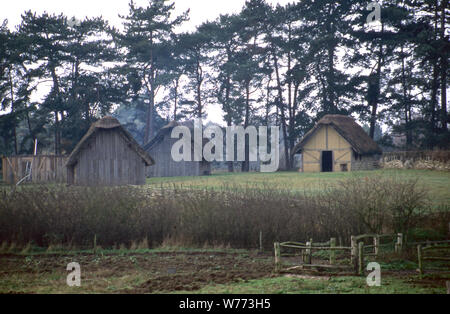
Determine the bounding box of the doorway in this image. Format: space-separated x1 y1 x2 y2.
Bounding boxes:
321 151 333 172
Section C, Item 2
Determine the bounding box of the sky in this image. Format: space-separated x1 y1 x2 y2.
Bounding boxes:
1 0 294 31
1 0 295 125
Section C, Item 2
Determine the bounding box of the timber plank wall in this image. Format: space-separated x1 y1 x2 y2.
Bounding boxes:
1 155 68 184
146 134 211 178
68 129 147 186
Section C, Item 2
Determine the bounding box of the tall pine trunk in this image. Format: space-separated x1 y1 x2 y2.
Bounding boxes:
369 24 384 140
440 0 447 131
8 69 18 155
241 82 250 172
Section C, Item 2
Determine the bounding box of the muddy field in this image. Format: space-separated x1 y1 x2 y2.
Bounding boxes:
1 250 448 294
0 251 275 293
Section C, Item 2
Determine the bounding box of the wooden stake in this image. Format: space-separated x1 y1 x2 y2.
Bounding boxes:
274 242 281 272
259 231 263 253
330 238 336 265
374 235 379 257
306 241 312 265
395 233 403 253
358 242 364 276
417 245 423 277
351 235 357 268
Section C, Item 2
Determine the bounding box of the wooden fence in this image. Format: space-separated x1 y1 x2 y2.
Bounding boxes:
417 241 450 276
351 233 403 258
1 155 68 184
381 150 450 171
274 238 354 273
274 233 404 275
382 150 450 163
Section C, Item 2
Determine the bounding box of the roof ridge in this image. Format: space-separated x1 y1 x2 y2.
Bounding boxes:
66 117 154 167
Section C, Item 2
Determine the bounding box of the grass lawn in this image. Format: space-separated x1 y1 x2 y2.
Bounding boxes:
147 169 450 207
177 274 448 294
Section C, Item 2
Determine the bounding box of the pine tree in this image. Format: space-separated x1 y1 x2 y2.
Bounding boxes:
114 0 188 144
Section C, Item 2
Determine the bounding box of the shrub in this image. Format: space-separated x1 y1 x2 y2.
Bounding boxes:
322 174 431 235
0 176 433 250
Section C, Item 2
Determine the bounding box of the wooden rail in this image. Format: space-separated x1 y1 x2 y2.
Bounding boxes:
274 238 354 273
351 233 403 259
275 233 405 277
417 243 450 276
276 234 449 279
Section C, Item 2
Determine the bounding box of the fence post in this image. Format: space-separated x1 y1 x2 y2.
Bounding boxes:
358 242 364 276
395 233 403 253
351 236 357 268
259 231 263 253
274 242 281 272
330 238 336 265
446 281 450 294
374 235 379 257
306 241 312 265
93 234 97 254
417 245 423 277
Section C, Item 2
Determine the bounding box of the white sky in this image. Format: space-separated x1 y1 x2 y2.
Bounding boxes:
1 0 295 125
1 0 295 31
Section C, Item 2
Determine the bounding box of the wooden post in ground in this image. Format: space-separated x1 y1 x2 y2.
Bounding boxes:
274 242 281 272
306 241 312 265
259 231 263 253
330 238 336 265
446 281 450 294
93 234 97 254
351 236 357 269
358 242 364 276
417 245 423 277
374 235 379 257
395 233 403 253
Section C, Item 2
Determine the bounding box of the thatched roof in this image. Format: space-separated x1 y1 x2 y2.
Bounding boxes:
66 116 154 167
143 120 206 152
292 115 382 155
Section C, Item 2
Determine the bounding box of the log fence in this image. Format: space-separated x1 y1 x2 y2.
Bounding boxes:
352 233 403 259
274 238 354 273
417 242 450 277
275 233 405 276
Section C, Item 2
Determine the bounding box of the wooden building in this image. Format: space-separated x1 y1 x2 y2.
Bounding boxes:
2 155 68 184
66 116 154 185
292 115 382 172
143 120 211 177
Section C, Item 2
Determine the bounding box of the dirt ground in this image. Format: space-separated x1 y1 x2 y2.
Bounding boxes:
1 250 447 293
0 251 275 293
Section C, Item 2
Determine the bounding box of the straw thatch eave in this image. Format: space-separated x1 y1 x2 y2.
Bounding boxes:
292 115 382 156
66 116 154 167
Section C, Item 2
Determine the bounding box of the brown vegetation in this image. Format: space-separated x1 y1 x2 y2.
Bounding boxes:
0 175 441 249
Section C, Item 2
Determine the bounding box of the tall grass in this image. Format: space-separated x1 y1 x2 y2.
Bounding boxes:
0 175 437 250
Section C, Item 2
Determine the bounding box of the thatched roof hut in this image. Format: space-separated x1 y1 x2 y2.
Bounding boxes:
292 114 382 172
143 120 211 177
66 116 154 185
